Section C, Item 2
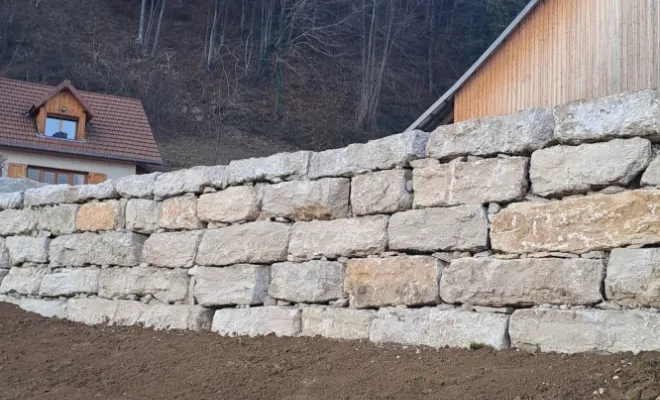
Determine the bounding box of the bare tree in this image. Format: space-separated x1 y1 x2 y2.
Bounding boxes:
137 0 168 56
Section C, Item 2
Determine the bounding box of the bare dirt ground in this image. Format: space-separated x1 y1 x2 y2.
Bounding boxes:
1 303 660 400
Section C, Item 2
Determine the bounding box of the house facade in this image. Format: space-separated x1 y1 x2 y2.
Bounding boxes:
0 78 162 184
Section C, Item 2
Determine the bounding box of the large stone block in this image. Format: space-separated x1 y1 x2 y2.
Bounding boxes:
193 265 270 306
138 304 213 331
370 308 509 350
39 267 100 297
38 204 79 235
142 231 203 268
491 190 660 253
0 238 8 269
261 178 350 221
426 108 554 160
114 173 160 199
554 89 660 144
49 232 146 267
225 151 311 185
510 309 660 354
212 307 302 337
440 258 603 307
196 222 290 266
125 199 161 233
269 261 344 303
606 248 660 307
530 138 652 197
0 209 39 236
413 157 528 208
71 180 118 203
301 307 375 340
0 191 23 210
99 266 189 303
154 166 226 199
197 186 260 223
5 236 50 265
159 196 204 230
642 155 660 187
345 256 440 308
289 216 388 260
388 206 488 252
24 185 76 207
0 267 47 295
75 200 124 232
18 298 67 318
308 131 427 179
351 170 412 216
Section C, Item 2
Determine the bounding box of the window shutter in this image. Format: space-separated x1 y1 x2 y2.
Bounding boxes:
88 172 107 184
7 163 27 178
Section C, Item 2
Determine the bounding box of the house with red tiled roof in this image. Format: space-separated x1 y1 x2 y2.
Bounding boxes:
0 77 162 184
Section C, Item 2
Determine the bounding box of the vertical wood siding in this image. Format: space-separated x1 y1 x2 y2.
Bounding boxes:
454 0 660 122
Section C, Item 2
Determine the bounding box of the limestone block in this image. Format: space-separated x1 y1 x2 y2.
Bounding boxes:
197 186 260 223
75 200 124 232
193 265 270 306
39 267 100 297
196 222 290 266
289 216 388 260
49 232 146 267
114 173 160 199
0 267 48 295
388 206 488 252
509 309 660 354
269 261 345 303
0 209 39 236
413 157 528 208
301 307 375 340
38 204 79 235
66 298 119 325
125 199 161 233
0 238 9 269
261 178 350 221
345 256 441 308
154 166 226 199
159 196 204 230
72 180 118 202
351 170 412 216
641 155 660 186
554 89 660 144
111 300 147 326
225 151 311 185
606 248 660 307
370 308 509 350
426 108 554 160
5 236 50 265
212 307 302 336
308 131 428 179
99 266 189 303
491 190 660 253
0 191 23 210
24 185 76 207
139 304 213 331
18 298 67 318
440 258 603 307
142 231 203 268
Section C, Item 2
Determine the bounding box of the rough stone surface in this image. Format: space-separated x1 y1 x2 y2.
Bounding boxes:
0 209 39 236
510 309 660 354
530 138 652 197
345 256 441 308
289 216 388 260
426 108 554 160
39 267 100 297
75 200 124 231
139 304 213 331
370 308 510 350
5 236 50 265
154 166 225 199
38 204 79 235
114 173 160 199
440 258 604 307
49 232 146 267
24 185 77 207
225 151 311 185
413 157 528 207
301 307 375 339
212 307 302 336
269 261 345 303
196 222 290 266
554 89 660 144
197 186 260 223
125 199 161 233
18 298 67 318
0 267 47 295
0 238 8 269
261 178 350 221
308 131 427 179
72 180 118 202
0 177 44 194
99 266 189 303
65 298 118 325
641 155 660 186
0 191 23 210
142 231 203 268
351 170 412 216
193 265 270 306
491 190 660 253
159 196 203 230
606 248 660 307
388 206 488 252
0 268 7 283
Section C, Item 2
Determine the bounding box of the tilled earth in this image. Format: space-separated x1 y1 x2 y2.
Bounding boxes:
1 303 660 400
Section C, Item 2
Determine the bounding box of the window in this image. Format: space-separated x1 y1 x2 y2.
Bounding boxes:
44 116 78 140
27 167 87 185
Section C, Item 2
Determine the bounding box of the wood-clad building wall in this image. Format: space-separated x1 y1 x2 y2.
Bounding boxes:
454 0 660 122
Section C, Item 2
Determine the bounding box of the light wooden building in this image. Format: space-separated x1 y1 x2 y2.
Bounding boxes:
409 0 660 131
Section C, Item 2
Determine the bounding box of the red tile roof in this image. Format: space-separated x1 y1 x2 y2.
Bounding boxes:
0 78 162 165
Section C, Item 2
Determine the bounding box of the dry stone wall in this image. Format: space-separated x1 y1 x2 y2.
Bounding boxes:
3 89 660 353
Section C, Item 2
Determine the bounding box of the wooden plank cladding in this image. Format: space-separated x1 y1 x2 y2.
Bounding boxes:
454 0 660 122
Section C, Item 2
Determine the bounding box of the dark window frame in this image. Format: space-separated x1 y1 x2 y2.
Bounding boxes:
27 166 88 185
44 114 79 141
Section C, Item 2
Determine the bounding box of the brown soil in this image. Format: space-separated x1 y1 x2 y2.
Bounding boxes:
1 303 660 400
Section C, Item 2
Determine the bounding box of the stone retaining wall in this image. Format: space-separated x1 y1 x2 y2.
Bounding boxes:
3 89 660 353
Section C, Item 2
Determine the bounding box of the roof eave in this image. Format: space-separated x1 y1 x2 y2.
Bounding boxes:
0 142 163 166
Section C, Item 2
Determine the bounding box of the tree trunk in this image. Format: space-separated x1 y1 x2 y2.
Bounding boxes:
138 0 148 51
151 0 167 56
